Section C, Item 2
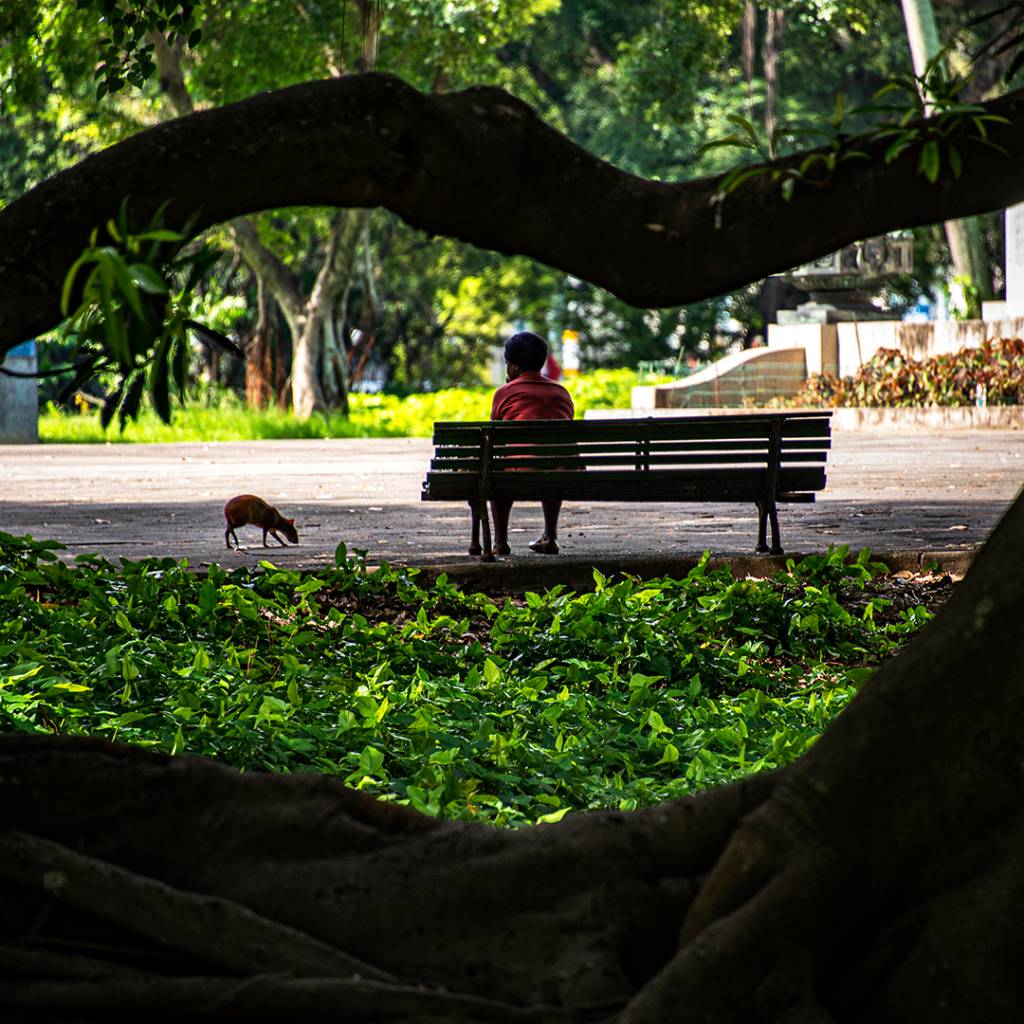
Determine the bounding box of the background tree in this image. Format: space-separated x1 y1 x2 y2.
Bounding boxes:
12 0 1010 412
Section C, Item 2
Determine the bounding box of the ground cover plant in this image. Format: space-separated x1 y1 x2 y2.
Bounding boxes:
37 369 664 443
0 533 948 826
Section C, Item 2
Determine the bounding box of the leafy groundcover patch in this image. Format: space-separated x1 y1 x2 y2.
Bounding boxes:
0 533 951 827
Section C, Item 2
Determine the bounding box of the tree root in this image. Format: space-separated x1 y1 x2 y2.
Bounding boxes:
0 736 772 1019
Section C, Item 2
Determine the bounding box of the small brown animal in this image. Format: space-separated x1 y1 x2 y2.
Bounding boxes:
224 494 299 549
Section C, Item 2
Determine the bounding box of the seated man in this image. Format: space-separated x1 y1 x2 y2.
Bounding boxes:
490 330 575 556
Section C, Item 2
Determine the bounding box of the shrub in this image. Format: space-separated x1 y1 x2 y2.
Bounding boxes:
797 337 1024 408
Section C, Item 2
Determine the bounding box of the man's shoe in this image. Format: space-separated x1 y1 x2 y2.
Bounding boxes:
528 537 559 555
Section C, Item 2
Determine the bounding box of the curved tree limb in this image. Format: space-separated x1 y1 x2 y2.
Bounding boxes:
3 72 1024 349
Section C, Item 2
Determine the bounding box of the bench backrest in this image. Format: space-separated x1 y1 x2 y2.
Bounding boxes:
424 412 831 502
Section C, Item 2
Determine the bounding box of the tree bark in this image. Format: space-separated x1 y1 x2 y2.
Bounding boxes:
4 73 1024 351
3 487 1024 1020
761 7 784 152
742 2 757 118
149 31 195 118
245 277 289 408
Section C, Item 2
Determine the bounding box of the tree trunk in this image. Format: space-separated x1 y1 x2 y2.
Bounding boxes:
3 489 1023 1020
148 31 194 118
290 318 327 419
761 7 784 153
245 277 289 408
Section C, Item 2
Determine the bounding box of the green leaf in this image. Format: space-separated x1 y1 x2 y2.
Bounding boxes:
132 228 184 243
832 92 844 128
98 248 145 319
129 262 169 295
428 747 458 765
171 326 189 399
149 334 172 425
536 807 570 825
646 709 671 736
50 682 92 693
918 140 941 183
118 373 146 429
948 145 962 179
654 742 679 766
60 253 94 316
1 664 44 685
359 745 385 775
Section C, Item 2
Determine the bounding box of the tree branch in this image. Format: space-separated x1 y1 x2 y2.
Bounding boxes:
3 72 1024 350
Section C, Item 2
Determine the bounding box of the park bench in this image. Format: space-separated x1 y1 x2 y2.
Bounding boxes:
421 411 832 560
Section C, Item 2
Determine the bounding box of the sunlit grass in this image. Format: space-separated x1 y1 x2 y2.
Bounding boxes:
38 370 664 443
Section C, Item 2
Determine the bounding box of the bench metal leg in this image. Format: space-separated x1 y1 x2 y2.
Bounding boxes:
768 502 783 555
467 499 495 561
479 500 495 561
468 500 482 556
756 499 770 553
756 499 784 555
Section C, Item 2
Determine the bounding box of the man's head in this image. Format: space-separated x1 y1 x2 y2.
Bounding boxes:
504 330 547 376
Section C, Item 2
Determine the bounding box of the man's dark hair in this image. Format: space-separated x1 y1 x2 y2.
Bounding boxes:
504 330 547 372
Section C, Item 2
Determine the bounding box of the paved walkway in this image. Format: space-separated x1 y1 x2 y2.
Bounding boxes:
1 431 1021 585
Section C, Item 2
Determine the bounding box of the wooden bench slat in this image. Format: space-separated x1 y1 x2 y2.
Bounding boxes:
435 438 832 454
432 426 831 446
433 437 831 456
430 450 829 471
424 466 826 499
432 417 831 445
485 437 831 454
437 411 830 431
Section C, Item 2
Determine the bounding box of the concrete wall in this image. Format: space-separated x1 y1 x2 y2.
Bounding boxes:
634 345 807 410
0 342 39 444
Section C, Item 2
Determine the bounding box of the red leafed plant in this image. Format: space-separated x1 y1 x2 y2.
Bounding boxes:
798 337 1024 407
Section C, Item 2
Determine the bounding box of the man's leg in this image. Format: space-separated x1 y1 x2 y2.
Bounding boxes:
529 499 561 555
490 499 513 557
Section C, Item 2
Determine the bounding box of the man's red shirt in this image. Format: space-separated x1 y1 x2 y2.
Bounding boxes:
490 371 574 421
